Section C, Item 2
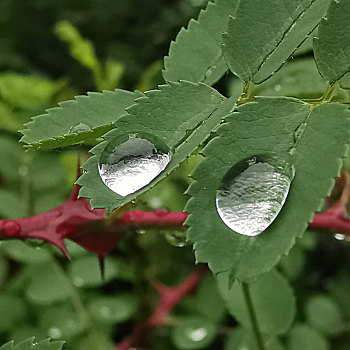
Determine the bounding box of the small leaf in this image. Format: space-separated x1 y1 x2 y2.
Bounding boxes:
77 81 236 213
171 317 216 350
314 0 350 84
287 324 329 350
223 0 331 83
0 338 65 350
20 89 136 150
88 294 138 324
217 269 295 335
163 0 239 85
305 295 344 335
0 294 27 332
340 73 350 90
186 98 350 280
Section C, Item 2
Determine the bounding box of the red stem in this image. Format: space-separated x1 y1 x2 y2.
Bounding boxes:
116 266 207 350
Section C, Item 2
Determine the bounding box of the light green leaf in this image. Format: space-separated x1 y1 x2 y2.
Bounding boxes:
314 0 350 84
223 0 331 83
217 270 295 335
26 264 73 305
163 0 239 85
0 338 65 350
224 328 284 350
88 294 138 324
0 74 65 110
171 317 216 349
287 324 329 350
186 98 350 280
20 89 136 150
68 255 133 288
305 295 344 335
77 81 236 213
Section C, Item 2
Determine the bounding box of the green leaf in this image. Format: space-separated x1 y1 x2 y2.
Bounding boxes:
26 264 73 305
171 317 216 349
340 73 350 90
0 74 65 110
68 255 133 288
88 294 138 324
163 0 239 85
0 338 65 350
305 295 344 335
20 89 136 150
314 0 350 84
0 293 27 332
217 270 295 335
223 0 331 84
186 98 350 280
287 324 329 350
224 328 284 350
279 244 306 280
77 81 237 213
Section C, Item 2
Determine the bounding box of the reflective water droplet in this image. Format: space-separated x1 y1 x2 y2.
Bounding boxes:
334 233 345 240
73 276 85 287
48 327 62 339
274 84 282 91
68 123 91 134
99 305 112 318
186 327 208 342
216 156 294 236
165 230 187 247
98 134 171 197
136 229 146 235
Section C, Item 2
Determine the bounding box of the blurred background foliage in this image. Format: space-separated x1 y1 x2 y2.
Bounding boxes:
0 0 350 349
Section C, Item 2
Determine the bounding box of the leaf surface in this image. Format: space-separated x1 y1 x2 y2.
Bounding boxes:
186 97 350 280
0 338 64 350
20 89 136 150
163 0 239 85
217 269 295 335
223 0 331 83
77 81 238 213
314 0 350 84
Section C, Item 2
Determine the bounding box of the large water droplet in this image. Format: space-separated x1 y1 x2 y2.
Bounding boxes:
98 134 171 197
216 156 294 236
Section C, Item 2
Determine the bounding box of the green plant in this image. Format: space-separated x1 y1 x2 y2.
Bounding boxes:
1 0 350 349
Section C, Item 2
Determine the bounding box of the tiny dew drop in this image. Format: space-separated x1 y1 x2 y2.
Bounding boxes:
68 122 91 134
216 155 295 237
98 133 171 197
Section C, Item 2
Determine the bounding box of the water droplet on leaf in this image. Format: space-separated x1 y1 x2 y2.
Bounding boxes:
68 123 91 134
48 327 62 339
216 155 294 236
98 134 171 197
187 327 208 342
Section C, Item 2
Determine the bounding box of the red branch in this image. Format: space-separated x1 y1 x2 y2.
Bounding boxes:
116 266 207 350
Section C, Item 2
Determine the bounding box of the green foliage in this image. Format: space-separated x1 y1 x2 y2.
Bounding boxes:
314 0 350 84
0 338 64 350
20 89 136 150
77 81 236 212
223 0 331 83
287 324 329 350
186 99 350 280
217 269 295 335
163 0 238 85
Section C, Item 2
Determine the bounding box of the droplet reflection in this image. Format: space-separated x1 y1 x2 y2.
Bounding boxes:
216 156 294 236
98 135 171 197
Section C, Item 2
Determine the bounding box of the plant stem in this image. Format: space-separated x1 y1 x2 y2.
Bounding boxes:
241 282 265 350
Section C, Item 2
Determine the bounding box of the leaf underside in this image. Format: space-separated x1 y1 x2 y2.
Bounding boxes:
77 81 239 213
0 338 64 350
223 0 331 84
314 0 350 84
186 97 350 280
20 89 136 150
163 0 239 85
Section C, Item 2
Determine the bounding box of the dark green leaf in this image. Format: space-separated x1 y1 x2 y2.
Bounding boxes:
223 0 331 83
20 89 136 150
163 0 239 85
314 0 350 84
186 98 350 280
